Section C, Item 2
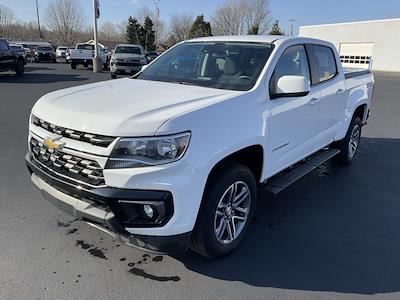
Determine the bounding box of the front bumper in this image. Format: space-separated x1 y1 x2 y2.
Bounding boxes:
25 153 191 253
110 64 143 74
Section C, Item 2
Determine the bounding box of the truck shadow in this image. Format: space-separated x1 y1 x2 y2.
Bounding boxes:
175 137 400 295
0 73 87 84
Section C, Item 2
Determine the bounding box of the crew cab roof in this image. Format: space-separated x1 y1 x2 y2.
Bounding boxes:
186 35 289 44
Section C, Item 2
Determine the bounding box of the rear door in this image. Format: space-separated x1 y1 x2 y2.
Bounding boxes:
309 44 346 146
267 44 322 174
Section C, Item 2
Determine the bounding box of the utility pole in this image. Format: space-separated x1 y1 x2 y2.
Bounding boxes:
289 19 296 37
154 0 160 49
92 0 102 72
35 0 43 39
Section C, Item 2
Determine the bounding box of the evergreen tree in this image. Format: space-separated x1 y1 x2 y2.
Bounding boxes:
126 16 140 44
268 20 284 35
248 23 260 35
188 15 212 39
139 16 156 51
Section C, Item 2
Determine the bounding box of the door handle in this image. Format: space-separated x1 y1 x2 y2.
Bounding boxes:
308 97 320 105
336 88 345 95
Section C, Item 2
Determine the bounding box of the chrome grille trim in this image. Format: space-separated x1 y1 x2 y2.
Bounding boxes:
30 137 106 188
31 115 115 147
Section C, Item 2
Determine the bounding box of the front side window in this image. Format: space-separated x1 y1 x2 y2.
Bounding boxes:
312 45 337 82
136 42 274 91
269 45 310 95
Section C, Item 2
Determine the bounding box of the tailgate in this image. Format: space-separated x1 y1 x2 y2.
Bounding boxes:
71 49 94 60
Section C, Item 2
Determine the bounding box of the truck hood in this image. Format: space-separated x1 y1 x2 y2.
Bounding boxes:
32 78 240 136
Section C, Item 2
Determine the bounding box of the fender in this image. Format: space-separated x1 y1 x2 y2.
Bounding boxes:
336 83 370 140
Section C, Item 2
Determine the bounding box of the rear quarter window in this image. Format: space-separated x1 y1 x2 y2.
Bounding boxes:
312 45 337 82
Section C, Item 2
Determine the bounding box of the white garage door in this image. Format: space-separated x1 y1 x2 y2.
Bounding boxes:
339 43 374 69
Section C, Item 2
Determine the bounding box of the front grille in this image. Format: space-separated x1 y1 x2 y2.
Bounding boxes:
116 61 141 67
31 115 115 147
30 137 106 187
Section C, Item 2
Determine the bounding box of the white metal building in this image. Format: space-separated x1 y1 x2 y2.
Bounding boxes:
299 18 400 72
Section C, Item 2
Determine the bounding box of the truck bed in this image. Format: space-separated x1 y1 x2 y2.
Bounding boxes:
343 68 372 79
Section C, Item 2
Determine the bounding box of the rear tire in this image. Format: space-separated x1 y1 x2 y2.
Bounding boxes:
191 162 257 258
71 62 77 69
332 116 362 165
111 73 117 79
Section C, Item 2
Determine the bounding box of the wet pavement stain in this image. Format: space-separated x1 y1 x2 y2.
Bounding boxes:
66 228 78 235
57 219 76 228
88 247 108 260
75 240 108 260
152 256 163 262
76 240 92 249
120 258 126 261
128 267 180 282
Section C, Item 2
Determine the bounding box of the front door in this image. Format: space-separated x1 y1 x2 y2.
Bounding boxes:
266 44 322 175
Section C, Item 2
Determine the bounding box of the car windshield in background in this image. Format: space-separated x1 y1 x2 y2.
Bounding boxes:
115 46 142 54
37 47 52 52
136 42 274 91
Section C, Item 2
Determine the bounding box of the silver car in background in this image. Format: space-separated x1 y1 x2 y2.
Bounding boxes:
110 44 147 79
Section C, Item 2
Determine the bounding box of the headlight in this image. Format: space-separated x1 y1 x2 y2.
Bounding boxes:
106 132 191 169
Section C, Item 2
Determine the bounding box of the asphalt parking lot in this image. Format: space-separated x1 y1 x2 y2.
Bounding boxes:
0 63 399 300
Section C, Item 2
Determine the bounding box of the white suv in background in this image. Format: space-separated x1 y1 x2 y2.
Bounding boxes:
110 44 148 79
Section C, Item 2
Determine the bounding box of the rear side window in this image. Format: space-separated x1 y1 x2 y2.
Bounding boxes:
312 45 337 82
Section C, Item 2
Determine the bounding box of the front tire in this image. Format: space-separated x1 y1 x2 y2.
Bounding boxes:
191 162 257 258
15 60 24 76
333 116 362 165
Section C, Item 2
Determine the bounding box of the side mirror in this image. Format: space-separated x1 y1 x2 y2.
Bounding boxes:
271 75 310 99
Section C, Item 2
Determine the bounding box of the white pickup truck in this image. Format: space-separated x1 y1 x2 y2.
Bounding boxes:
69 42 107 70
26 36 374 258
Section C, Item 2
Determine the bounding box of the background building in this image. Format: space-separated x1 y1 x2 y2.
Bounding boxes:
299 18 400 72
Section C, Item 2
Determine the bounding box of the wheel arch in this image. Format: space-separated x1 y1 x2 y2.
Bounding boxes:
205 144 264 189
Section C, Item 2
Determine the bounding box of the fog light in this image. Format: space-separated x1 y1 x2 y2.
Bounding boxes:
143 205 154 218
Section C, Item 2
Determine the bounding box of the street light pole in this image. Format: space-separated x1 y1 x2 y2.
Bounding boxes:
289 19 296 37
92 0 102 72
35 0 43 39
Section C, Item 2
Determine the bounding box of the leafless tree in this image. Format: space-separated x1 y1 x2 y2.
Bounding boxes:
100 22 117 41
46 0 86 45
212 0 271 35
169 13 194 42
0 4 15 38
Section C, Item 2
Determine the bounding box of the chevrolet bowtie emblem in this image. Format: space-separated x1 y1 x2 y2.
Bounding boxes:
43 135 65 151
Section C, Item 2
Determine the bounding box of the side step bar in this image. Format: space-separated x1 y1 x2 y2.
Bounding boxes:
264 148 340 195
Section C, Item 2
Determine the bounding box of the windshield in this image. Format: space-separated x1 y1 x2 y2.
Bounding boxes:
58 47 67 50
115 46 142 54
136 42 274 91
37 47 52 51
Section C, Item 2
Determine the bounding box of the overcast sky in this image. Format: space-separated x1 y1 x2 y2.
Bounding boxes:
1 0 400 34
